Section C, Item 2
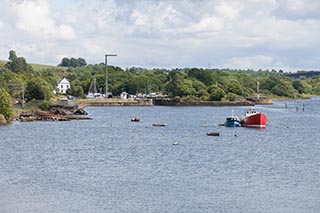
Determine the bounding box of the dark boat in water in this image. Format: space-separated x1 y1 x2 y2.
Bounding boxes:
206 132 220 136
131 117 140 122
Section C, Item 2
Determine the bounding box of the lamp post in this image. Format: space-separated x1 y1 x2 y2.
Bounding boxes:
105 54 117 98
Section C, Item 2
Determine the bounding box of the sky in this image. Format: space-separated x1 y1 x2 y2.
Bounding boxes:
1 0 320 72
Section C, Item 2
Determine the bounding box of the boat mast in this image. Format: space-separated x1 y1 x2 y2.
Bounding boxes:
93 78 97 93
88 77 97 94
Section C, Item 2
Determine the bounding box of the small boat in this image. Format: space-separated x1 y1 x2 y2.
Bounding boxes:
152 123 167 127
240 108 267 128
131 117 140 122
224 110 241 127
86 77 104 98
206 132 220 136
225 116 241 127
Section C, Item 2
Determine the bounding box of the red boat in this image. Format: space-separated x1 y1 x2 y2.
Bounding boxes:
240 109 267 128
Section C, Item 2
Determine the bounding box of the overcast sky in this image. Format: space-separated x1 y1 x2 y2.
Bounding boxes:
1 0 320 71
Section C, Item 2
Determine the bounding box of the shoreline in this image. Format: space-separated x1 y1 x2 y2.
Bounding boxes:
4 96 317 124
77 98 256 108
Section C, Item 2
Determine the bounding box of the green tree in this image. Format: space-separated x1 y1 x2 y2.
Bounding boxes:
186 68 215 86
67 80 85 98
220 78 244 96
292 80 312 94
165 72 196 97
208 84 226 101
77 58 87 67
225 92 237 101
260 76 279 91
59 58 70 67
0 88 14 120
26 77 52 100
5 50 32 72
126 74 149 94
59 57 87 67
271 80 297 97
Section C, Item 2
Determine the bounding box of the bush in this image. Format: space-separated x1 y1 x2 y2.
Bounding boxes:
39 101 51 111
26 77 52 100
225 93 237 101
208 84 225 101
0 88 14 120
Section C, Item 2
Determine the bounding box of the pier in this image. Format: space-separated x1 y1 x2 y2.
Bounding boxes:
77 98 257 109
78 98 153 109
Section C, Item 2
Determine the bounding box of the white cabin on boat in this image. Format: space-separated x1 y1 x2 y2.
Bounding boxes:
244 108 258 116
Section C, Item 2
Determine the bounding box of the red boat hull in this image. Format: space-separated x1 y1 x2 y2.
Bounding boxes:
241 113 267 128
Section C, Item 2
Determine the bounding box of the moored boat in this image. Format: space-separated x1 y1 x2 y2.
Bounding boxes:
152 123 167 127
207 132 220 136
131 117 140 122
240 108 267 128
225 116 241 127
224 110 241 127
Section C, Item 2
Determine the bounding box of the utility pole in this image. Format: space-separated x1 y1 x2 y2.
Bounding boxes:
21 82 25 108
105 54 117 98
257 81 260 100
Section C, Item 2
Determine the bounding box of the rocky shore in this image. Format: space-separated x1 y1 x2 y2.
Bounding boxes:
18 108 91 122
0 114 7 125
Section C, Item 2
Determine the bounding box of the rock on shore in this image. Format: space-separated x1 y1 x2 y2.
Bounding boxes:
0 114 7 125
18 110 91 122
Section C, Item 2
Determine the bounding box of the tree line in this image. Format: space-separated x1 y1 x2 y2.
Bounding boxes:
59 57 87 67
1 50 320 120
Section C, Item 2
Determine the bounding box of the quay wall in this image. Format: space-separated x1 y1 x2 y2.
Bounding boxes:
78 98 153 108
78 98 256 109
154 99 254 106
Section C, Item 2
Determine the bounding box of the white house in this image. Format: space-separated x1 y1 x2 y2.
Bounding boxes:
57 77 70 94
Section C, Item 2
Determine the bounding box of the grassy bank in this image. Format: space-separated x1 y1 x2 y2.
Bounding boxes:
0 60 67 71
0 60 6 68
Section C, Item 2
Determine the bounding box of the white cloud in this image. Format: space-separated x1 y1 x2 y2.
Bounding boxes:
56 24 76 41
6 0 75 40
83 41 105 56
194 16 224 33
214 2 242 20
0 19 3 30
130 10 149 27
227 55 275 70
1 0 320 71
274 0 320 20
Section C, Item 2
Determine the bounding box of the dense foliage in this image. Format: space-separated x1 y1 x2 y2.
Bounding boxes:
1 50 320 106
5 50 32 72
0 88 14 119
59 57 87 67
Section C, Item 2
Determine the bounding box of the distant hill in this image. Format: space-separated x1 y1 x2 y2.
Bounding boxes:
0 60 67 71
0 60 6 68
30 63 68 71
285 71 320 78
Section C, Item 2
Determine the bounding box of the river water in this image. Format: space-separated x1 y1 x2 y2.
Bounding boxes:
1 98 320 212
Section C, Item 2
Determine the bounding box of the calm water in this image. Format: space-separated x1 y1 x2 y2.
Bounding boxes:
1 98 320 212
